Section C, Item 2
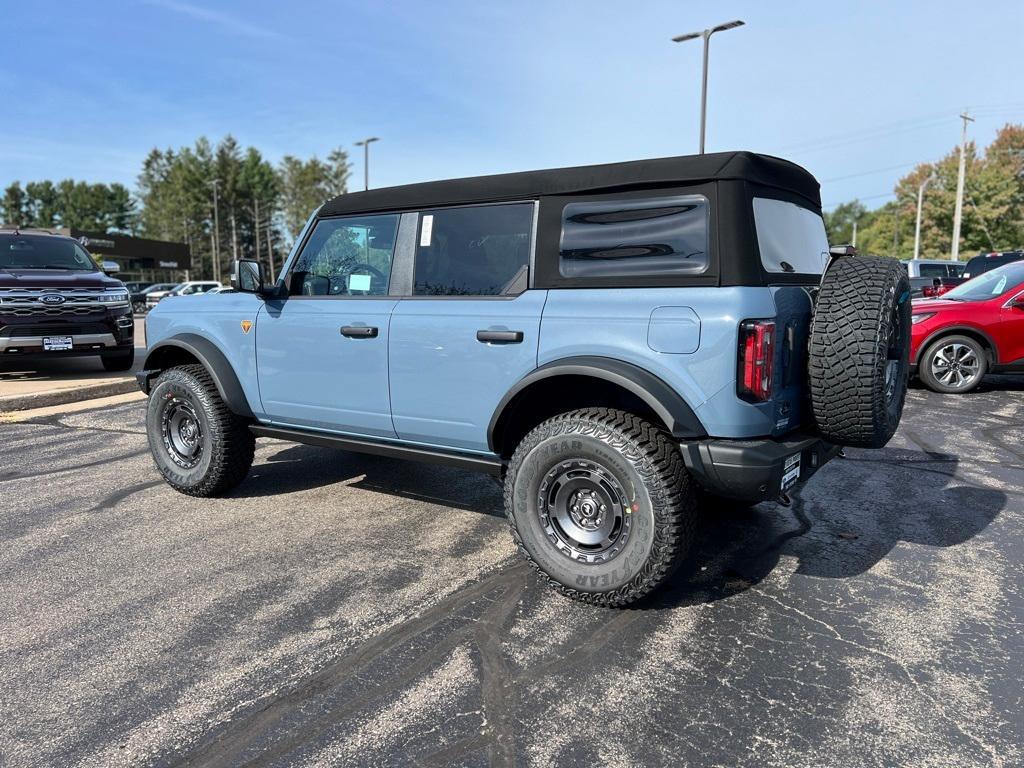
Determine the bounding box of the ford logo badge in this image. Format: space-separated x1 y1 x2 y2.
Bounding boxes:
40 294 66 306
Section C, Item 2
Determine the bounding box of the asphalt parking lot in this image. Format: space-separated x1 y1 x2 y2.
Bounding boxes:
1 379 1022 767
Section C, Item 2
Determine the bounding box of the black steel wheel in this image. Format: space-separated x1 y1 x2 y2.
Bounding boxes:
146 364 254 496
505 408 698 607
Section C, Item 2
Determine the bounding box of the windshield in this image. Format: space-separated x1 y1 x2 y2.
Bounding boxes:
942 262 1024 302
0 233 99 271
753 197 829 274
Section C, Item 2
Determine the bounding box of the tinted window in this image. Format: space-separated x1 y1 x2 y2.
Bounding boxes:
963 253 1023 279
289 214 399 296
0 234 98 271
414 204 533 296
919 263 946 278
753 197 829 274
944 262 1024 301
559 196 708 278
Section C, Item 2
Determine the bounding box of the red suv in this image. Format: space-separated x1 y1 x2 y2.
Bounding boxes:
911 261 1024 393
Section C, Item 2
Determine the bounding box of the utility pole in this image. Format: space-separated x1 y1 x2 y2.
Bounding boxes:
852 220 858 248
950 111 974 261
672 20 745 154
230 211 239 263
913 175 935 260
208 179 222 283
354 137 380 191
893 207 900 256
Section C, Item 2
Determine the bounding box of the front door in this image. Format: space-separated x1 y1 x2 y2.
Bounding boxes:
388 202 542 453
257 213 402 437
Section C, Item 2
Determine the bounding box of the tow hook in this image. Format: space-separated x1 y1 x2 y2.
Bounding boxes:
837 448 846 458
777 491 792 507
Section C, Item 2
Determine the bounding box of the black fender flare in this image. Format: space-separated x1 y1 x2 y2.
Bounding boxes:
487 356 707 453
140 333 254 418
915 325 1000 365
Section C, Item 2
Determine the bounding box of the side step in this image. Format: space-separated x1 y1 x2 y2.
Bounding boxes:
249 424 504 476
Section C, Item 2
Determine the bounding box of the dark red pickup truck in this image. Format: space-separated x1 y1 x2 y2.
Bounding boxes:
0 229 135 371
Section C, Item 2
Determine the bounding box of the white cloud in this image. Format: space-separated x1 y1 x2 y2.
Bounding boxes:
143 0 285 41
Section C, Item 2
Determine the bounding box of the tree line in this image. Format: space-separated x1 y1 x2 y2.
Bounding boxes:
825 123 1024 259
1 136 350 280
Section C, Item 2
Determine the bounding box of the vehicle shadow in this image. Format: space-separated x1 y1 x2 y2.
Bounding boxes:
646 445 1007 608
238 441 1005 610
236 442 505 517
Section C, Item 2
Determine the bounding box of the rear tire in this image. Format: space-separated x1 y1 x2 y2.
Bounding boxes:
146 364 255 496
918 334 987 394
809 256 911 448
504 408 698 607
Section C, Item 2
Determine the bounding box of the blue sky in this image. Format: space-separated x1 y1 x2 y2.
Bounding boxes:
2 0 1022 211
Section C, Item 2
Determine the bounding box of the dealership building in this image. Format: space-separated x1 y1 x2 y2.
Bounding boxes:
60 229 192 282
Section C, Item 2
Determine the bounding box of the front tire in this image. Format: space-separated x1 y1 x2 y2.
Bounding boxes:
101 348 135 372
504 408 698 607
919 334 987 393
146 364 255 496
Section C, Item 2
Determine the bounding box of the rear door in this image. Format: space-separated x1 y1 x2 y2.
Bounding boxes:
388 203 542 452
257 213 405 437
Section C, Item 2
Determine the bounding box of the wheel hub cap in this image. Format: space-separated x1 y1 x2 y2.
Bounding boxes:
538 459 632 564
160 396 204 469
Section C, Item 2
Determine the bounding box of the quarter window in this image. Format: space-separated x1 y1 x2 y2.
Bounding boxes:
413 204 534 296
559 196 709 278
288 214 399 296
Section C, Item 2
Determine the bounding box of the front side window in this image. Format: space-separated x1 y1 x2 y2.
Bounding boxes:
559 196 709 278
414 203 533 296
289 214 399 296
0 234 98 271
753 197 829 274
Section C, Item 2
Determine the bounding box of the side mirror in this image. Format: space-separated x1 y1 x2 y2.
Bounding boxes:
232 259 265 294
101 260 120 274
1010 295 1024 310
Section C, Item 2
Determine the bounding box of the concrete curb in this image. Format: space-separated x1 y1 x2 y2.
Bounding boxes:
0 377 139 412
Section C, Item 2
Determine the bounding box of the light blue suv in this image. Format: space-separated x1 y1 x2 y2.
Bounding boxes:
139 152 911 606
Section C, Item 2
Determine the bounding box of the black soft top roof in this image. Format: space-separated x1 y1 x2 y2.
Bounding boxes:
318 151 820 218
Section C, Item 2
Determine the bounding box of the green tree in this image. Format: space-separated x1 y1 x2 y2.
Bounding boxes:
2 182 27 227
824 200 868 245
278 149 350 241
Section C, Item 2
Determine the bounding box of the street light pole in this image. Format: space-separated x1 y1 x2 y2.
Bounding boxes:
913 175 935 260
672 19 745 154
354 137 380 191
950 111 974 261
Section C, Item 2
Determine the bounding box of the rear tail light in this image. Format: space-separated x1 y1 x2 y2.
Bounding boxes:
738 319 775 402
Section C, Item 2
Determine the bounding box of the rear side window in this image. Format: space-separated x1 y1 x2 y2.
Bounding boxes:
919 263 947 278
753 197 829 274
559 196 709 278
414 203 533 296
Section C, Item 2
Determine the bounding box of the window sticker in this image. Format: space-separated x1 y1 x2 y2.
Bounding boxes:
348 273 372 292
420 214 434 247
994 276 1007 294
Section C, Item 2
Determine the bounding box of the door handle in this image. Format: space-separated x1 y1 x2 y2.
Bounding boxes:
341 325 378 338
476 330 524 344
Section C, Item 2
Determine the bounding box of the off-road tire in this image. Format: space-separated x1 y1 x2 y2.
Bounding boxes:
101 348 135 372
146 364 255 496
918 334 988 394
504 408 698 607
809 256 911 448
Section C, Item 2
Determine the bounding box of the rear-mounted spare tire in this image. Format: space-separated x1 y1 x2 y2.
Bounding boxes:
809 256 911 448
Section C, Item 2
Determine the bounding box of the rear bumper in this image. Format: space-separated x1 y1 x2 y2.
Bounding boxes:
680 432 841 503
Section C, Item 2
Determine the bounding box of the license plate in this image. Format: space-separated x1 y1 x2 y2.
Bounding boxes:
782 452 801 491
43 336 73 351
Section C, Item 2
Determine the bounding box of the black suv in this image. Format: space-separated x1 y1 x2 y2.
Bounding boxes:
0 229 135 371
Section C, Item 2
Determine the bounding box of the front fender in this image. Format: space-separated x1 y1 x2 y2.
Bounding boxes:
141 333 254 418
